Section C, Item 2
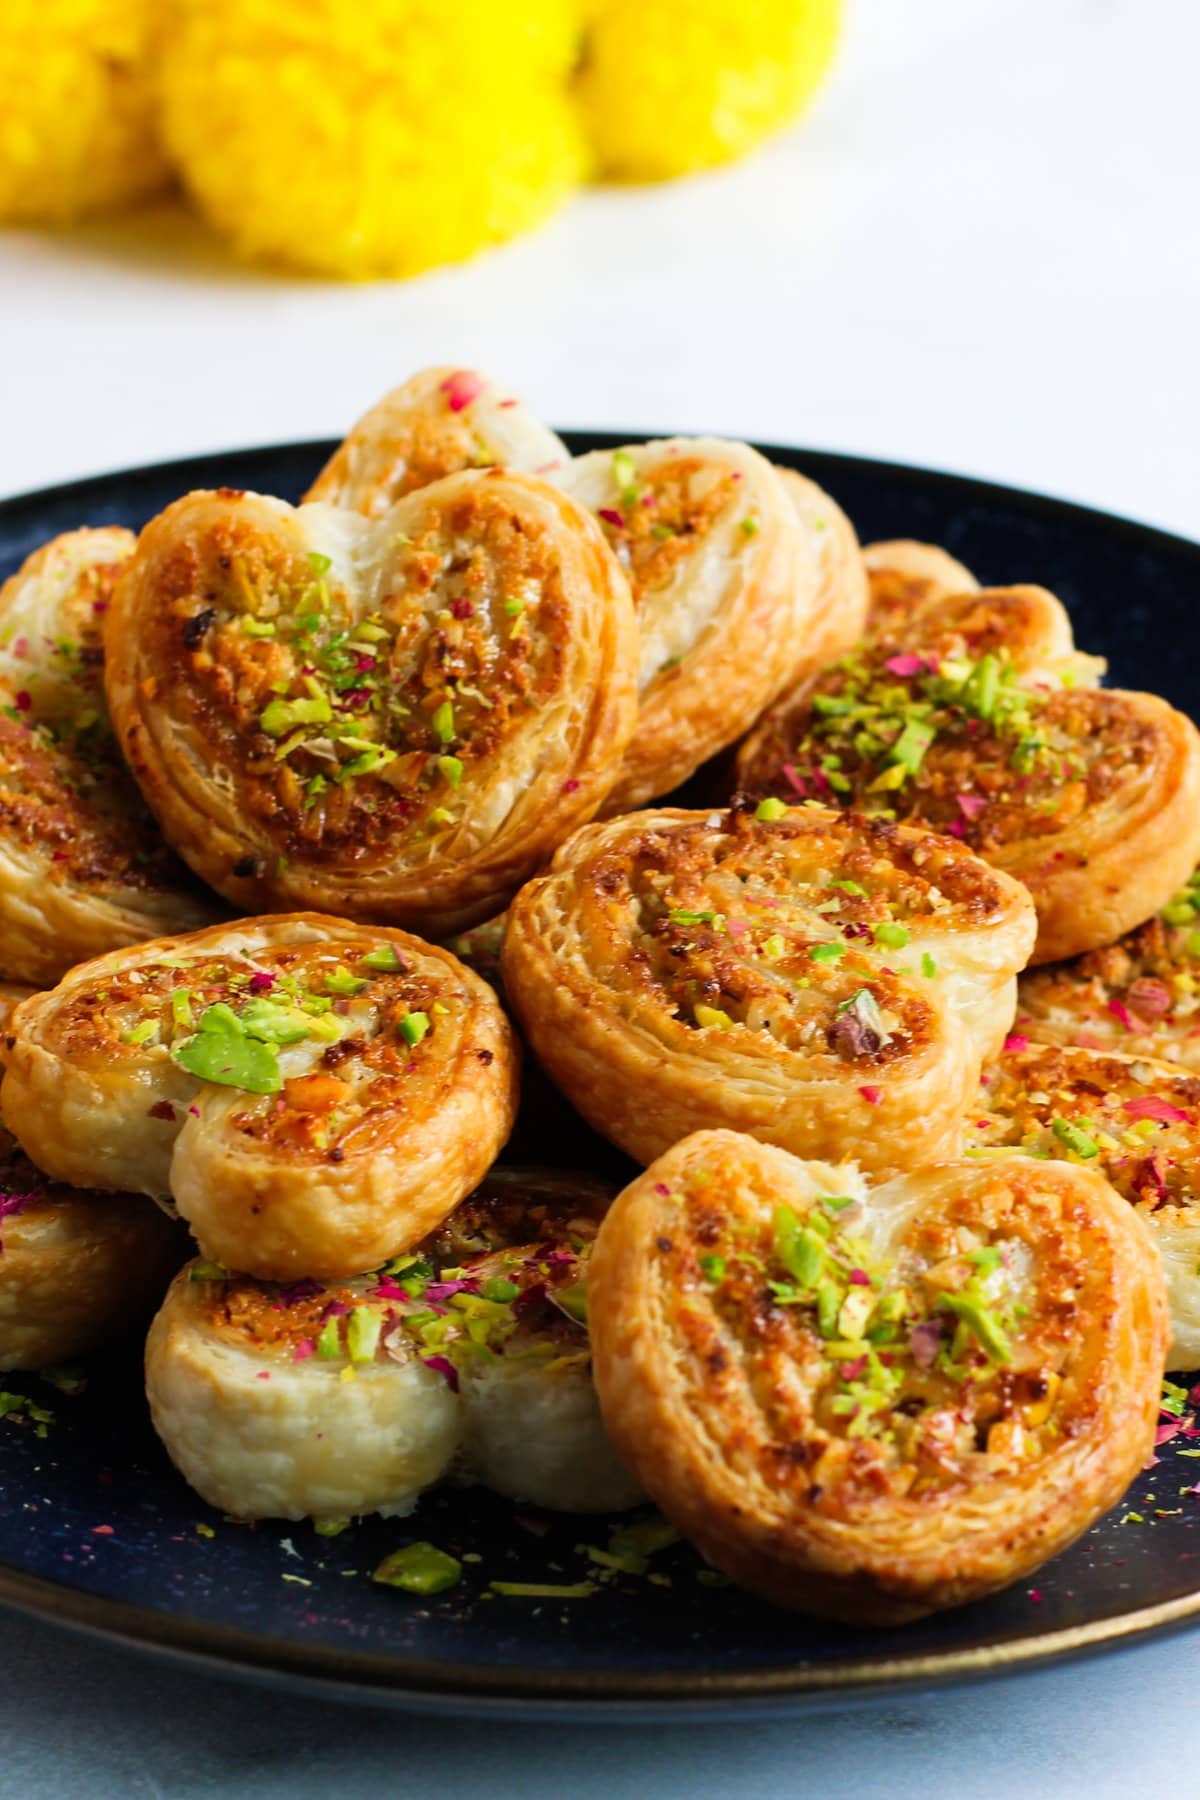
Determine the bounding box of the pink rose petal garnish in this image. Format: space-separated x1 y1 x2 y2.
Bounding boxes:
859 1085 882 1104
1124 1095 1194 1124
1003 1033 1028 1054
884 653 928 677
439 369 485 412
956 792 987 820
1107 997 1134 1032
597 507 624 528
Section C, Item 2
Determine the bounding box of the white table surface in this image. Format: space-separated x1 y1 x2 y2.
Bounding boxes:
0 0 1197 1790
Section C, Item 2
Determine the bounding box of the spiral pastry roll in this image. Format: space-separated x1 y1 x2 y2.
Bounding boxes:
0 1124 183 1371
776 470 870 671
1 915 518 1280
736 591 1199 964
1018 866 1200 1070
562 438 816 810
971 1040 1200 1368
0 528 216 985
502 804 1036 1174
104 474 638 935
420 1166 642 1512
588 1130 1167 1623
305 366 570 516
862 540 979 635
146 1259 463 1523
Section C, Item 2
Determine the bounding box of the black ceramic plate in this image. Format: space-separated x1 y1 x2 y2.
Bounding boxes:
1 437 1199 1720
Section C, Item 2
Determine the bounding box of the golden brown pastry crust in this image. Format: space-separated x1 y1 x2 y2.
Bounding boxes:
501 804 1036 1174
563 438 816 811
862 540 980 635
1017 874 1200 1069
305 365 570 515
1 914 519 1280
588 1130 1167 1623
0 529 216 984
736 589 1199 964
104 473 638 936
971 1040 1200 1368
0 1125 183 1370
776 469 870 672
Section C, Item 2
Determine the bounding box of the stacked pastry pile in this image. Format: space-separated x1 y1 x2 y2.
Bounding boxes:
1 366 1198 1623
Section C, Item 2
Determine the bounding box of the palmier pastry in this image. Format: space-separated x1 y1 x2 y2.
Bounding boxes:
305 365 569 516
562 438 816 810
146 1257 463 1523
862 540 979 634
420 1166 642 1512
1017 867 1200 1069
971 1039 1200 1368
146 1167 640 1523
736 591 1200 963
0 528 215 984
1 915 518 1280
776 470 870 670
104 474 638 935
501 804 1036 1174
0 1123 183 1371
588 1130 1167 1623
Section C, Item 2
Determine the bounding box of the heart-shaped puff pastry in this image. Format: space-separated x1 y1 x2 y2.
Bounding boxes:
562 438 818 811
588 1130 1167 1623
306 366 570 515
501 803 1036 1175
972 1039 1200 1369
146 1166 640 1523
104 472 638 935
736 585 1200 963
0 915 518 1281
0 528 216 985
1017 863 1200 1070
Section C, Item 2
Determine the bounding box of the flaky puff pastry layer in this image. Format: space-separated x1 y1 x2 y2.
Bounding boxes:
1017 867 1200 1070
776 470 870 673
501 805 1036 1175
305 365 569 516
0 1125 183 1371
1 915 518 1281
0 529 216 985
563 438 815 811
104 472 638 936
862 540 980 634
421 1166 642 1513
146 1260 463 1523
736 586 1200 963
588 1131 1167 1624
146 1166 640 1523
971 1041 1200 1369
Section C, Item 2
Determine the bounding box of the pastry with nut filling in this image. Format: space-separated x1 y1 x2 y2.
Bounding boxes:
0 528 215 984
306 365 569 515
104 473 638 935
1 915 518 1281
502 803 1036 1175
588 1129 1167 1623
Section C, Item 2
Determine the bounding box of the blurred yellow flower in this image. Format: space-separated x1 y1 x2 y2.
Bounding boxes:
577 0 841 181
159 0 584 280
0 0 168 224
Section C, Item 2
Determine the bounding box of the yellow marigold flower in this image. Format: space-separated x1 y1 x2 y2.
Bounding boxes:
0 0 168 225
160 0 584 280
576 0 841 181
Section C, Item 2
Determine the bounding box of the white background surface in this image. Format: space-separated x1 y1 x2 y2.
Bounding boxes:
0 0 1197 1792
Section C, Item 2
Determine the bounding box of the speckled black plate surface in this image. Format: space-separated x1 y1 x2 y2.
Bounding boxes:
1 437 1199 1719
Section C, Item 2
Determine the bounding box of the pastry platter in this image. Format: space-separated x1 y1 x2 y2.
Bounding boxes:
2 418 1200 1718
